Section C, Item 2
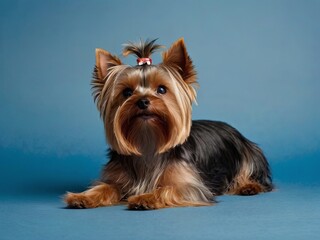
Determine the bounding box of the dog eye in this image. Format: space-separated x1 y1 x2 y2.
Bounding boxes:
157 85 167 94
123 88 133 98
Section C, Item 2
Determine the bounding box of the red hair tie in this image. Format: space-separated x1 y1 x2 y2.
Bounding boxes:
137 58 152 66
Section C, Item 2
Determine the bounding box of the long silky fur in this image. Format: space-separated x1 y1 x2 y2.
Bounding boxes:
102 120 273 202
92 62 197 155
75 38 274 209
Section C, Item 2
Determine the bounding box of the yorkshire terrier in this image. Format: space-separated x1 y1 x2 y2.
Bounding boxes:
64 38 273 210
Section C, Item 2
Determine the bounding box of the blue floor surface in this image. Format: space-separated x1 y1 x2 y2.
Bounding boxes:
1 184 319 240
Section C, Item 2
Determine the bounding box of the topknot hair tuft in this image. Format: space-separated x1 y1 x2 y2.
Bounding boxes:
122 38 164 59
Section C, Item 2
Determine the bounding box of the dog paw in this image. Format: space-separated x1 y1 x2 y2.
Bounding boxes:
238 183 263 196
127 194 162 210
64 192 95 209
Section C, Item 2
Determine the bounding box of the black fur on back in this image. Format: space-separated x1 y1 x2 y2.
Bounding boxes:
170 120 273 195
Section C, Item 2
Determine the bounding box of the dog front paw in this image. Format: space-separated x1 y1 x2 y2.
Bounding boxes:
128 193 162 210
64 192 95 209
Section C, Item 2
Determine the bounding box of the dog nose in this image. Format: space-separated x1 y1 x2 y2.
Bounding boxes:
137 98 150 109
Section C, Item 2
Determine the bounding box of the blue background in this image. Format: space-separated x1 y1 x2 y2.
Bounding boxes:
1 0 319 239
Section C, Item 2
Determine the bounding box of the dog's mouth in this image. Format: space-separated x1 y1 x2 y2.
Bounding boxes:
134 112 159 120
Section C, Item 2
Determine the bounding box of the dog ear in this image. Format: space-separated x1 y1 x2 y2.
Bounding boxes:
162 38 197 85
95 48 122 80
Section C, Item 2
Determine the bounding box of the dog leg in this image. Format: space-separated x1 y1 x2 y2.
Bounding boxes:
232 182 265 196
227 171 267 196
128 162 213 210
128 186 212 210
64 182 120 209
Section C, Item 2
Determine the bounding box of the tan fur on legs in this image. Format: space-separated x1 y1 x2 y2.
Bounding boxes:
64 183 120 209
235 182 264 196
128 187 179 210
128 186 212 210
127 162 213 210
227 160 265 196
